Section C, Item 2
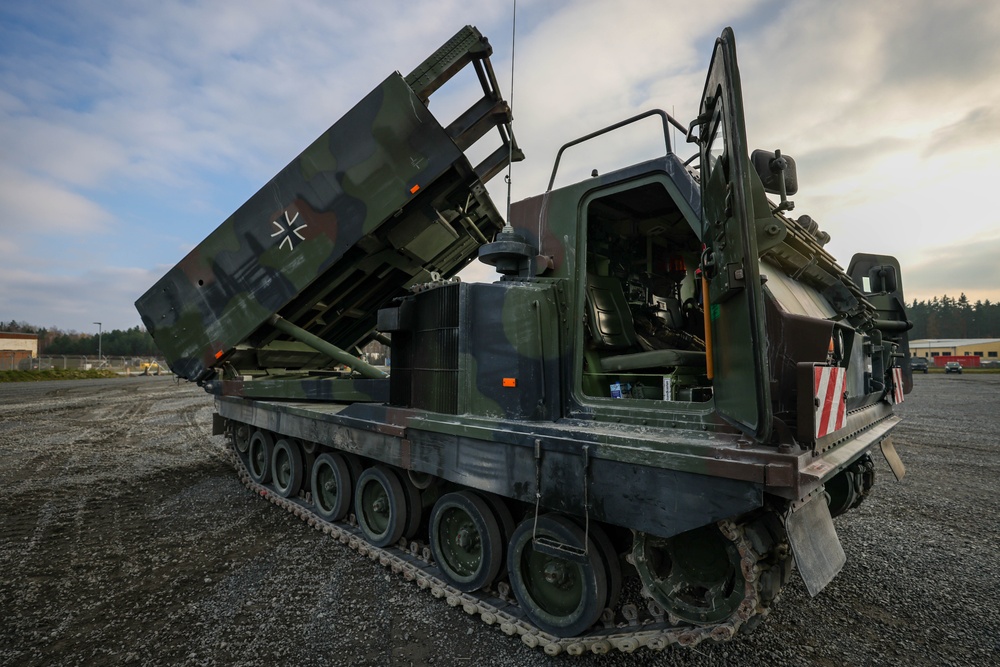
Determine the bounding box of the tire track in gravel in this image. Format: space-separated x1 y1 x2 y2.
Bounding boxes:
2 374 999 667
0 378 221 664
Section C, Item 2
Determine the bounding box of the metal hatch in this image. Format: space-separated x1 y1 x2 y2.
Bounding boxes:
136 26 521 382
695 28 772 441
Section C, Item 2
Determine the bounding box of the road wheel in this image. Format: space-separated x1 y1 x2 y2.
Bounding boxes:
355 465 407 548
311 453 353 521
480 492 515 546
395 470 423 540
480 492 515 578
233 423 251 454
429 491 504 592
271 438 303 498
507 514 607 637
247 430 274 484
586 521 623 611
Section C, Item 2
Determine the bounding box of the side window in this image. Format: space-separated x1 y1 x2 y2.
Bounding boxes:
580 181 711 403
705 101 726 179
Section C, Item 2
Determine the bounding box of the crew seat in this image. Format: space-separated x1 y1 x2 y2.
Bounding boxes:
585 274 705 372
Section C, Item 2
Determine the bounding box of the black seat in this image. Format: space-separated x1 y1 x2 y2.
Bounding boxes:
585 274 637 349
585 273 705 372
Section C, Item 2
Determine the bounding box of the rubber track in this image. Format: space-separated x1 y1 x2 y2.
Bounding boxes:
226 437 778 655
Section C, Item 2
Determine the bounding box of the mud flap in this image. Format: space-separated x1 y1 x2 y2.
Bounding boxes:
880 436 906 481
212 413 226 436
785 492 845 597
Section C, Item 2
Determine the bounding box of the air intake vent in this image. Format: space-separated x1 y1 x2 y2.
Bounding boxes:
389 283 461 413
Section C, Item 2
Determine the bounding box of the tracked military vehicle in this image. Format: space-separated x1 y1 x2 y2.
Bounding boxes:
136 26 913 654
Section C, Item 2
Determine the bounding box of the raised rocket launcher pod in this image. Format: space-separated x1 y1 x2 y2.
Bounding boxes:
138 27 914 653
137 25 521 391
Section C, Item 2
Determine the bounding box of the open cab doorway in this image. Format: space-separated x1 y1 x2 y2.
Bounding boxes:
580 176 712 407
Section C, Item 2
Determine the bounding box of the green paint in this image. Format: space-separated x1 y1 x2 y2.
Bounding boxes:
136 27 914 637
298 130 338 182
135 29 514 382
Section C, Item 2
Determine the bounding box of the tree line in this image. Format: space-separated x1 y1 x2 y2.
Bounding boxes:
906 294 1000 340
3 294 998 359
0 321 159 357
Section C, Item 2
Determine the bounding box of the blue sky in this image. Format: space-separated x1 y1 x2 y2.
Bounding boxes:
2 0 999 332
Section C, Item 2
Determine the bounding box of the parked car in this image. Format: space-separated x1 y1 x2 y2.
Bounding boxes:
910 357 929 373
945 361 962 374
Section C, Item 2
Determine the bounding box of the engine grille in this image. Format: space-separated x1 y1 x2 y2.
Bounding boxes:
389 283 460 413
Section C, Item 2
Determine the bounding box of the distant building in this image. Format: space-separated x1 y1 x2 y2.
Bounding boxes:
0 332 38 370
909 338 1000 361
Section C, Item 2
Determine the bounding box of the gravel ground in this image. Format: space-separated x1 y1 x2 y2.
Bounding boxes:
1 374 998 666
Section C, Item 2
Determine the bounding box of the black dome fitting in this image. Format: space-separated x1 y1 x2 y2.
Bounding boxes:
478 230 537 277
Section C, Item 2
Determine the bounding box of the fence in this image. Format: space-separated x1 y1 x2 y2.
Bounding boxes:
0 354 169 373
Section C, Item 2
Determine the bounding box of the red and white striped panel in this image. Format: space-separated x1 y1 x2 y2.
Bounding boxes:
891 367 904 404
814 366 847 439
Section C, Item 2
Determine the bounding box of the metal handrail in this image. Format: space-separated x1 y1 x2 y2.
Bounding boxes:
546 109 688 191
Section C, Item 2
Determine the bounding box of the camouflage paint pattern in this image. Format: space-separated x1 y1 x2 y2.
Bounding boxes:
136 26 516 384
205 376 388 403
138 25 911 544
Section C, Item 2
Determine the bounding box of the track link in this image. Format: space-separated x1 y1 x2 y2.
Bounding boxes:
225 436 786 655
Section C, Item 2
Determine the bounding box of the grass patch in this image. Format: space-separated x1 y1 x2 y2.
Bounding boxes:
0 368 122 383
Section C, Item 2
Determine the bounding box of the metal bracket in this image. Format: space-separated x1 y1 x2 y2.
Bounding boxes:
790 485 827 513
531 440 590 563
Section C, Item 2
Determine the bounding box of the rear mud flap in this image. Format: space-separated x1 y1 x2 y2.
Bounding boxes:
212 412 226 436
880 436 906 481
785 492 845 597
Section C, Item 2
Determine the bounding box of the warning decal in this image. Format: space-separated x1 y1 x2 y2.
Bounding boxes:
814 366 847 439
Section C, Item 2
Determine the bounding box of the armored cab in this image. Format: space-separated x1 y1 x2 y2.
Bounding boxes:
137 26 912 653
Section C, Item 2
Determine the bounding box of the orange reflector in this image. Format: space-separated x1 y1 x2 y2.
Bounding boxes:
410 184 420 194
502 377 517 388
214 350 224 359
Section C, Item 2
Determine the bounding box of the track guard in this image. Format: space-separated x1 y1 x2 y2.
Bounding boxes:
785 492 845 597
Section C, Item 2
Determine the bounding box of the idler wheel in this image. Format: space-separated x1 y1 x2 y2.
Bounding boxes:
429 491 504 592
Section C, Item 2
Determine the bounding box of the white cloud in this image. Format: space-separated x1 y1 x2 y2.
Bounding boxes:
736 1 1000 148
0 116 128 187
696 0 1000 307
1 0 999 331
0 165 112 235
903 232 1000 304
0 264 159 332
502 0 762 197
